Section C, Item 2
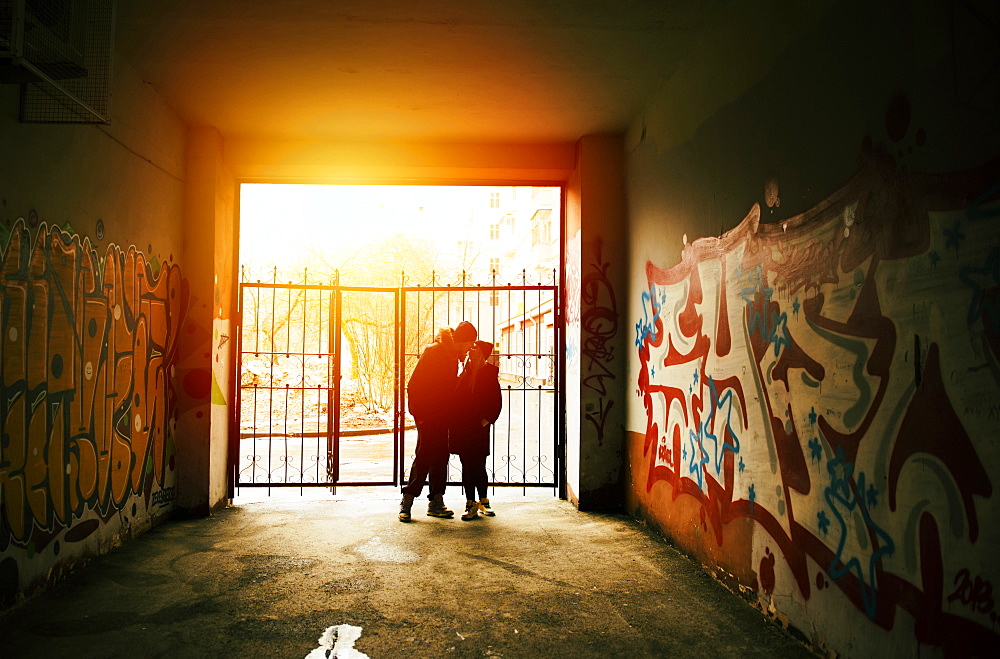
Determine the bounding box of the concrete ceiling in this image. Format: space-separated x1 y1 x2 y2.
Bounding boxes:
115 0 731 143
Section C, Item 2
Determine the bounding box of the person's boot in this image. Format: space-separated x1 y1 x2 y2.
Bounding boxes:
478 498 495 517
461 500 479 521
426 494 454 518
398 494 414 522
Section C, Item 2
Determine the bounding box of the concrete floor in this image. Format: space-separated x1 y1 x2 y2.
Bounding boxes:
1 489 818 658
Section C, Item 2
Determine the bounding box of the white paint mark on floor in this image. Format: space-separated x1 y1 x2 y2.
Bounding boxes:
305 624 370 659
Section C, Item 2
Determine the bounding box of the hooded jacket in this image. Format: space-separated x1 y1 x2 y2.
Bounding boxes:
406 328 462 426
450 358 502 456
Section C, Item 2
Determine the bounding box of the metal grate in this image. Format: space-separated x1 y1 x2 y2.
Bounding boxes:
402 269 561 491
1 0 115 124
234 267 563 494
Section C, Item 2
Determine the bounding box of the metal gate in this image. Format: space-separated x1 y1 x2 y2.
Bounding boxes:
232 270 562 494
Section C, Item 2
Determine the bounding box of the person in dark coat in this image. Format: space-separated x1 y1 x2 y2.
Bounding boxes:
452 340 503 520
399 320 478 522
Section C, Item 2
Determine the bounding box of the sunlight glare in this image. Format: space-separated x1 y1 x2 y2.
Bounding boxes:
240 184 482 278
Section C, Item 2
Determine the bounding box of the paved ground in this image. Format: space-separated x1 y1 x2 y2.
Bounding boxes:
1 489 818 658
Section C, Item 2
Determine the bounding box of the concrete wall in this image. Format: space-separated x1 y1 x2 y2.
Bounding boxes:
223 138 575 184
0 56 188 607
564 136 628 509
176 127 235 515
219 137 628 509
624 1 1000 656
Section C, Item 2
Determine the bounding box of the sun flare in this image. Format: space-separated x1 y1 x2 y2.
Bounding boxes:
239 184 559 287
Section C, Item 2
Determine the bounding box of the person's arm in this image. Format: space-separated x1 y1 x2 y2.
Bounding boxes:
479 366 502 426
407 345 442 422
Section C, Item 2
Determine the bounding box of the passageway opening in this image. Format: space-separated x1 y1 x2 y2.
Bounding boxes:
232 184 565 502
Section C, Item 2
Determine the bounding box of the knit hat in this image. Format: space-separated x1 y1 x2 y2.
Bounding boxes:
475 340 494 359
453 320 478 343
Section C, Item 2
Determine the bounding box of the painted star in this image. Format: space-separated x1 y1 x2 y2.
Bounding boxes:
634 321 646 348
828 445 855 486
741 266 775 343
687 428 709 489
944 220 966 250
866 483 879 509
825 470 895 619
817 510 830 535
770 310 791 357
809 437 823 462
701 381 741 474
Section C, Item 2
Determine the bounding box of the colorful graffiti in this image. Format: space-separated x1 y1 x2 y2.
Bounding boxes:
633 156 1000 651
0 218 187 554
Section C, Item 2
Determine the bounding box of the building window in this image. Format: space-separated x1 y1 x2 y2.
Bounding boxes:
490 257 500 275
531 209 552 246
490 192 501 208
457 240 472 252
490 223 500 240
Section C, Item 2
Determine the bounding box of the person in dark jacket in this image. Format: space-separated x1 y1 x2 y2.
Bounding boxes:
452 340 503 520
399 320 477 522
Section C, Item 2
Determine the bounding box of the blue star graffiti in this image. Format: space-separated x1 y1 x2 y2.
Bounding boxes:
741 265 792 357
687 426 710 489
823 446 895 619
808 436 823 462
702 376 742 474
943 220 966 251
684 375 743 491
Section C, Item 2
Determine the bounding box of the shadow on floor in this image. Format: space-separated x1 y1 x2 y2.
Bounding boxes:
1 490 818 658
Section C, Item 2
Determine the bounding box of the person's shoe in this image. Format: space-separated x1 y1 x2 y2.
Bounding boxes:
427 495 454 518
478 498 495 516
398 494 414 522
461 500 479 521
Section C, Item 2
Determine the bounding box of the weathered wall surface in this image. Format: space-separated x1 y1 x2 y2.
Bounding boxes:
174 127 235 515
563 136 627 509
630 157 999 654
0 56 187 608
624 1 1000 655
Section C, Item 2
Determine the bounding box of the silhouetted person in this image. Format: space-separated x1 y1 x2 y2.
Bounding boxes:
399 320 477 521
452 340 502 520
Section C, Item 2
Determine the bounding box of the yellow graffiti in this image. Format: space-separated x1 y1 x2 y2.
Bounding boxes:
0 220 186 542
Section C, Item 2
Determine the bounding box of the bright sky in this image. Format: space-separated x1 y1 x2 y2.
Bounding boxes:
239 184 484 272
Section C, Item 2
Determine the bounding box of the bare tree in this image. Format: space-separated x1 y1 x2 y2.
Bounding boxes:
241 229 488 413
309 233 447 412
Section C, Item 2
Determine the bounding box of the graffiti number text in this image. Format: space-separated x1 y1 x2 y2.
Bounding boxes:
947 569 995 615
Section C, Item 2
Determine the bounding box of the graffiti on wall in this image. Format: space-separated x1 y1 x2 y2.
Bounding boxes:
581 238 618 445
634 156 1000 648
0 218 187 554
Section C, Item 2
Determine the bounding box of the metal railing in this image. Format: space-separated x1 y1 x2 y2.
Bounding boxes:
233 267 562 494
